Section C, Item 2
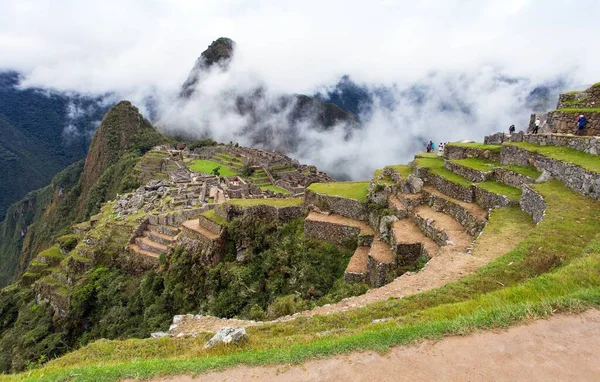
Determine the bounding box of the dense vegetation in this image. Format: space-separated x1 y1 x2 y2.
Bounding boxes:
0 71 108 220
0 216 363 374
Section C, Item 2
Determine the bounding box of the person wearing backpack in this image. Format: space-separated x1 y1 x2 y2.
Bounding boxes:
509 124 515 134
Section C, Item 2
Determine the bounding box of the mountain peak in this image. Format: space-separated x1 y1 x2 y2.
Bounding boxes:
180 37 236 98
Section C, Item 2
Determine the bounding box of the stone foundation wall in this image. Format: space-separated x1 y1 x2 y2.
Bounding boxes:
493 168 535 188
422 171 474 203
501 144 600 199
444 145 501 162
473 186 515 210
304 190 368 220
148 207 207 226
304 219 361 246
520 185 546 224
444 161 493 182
215 204 303 223
422 190 487 237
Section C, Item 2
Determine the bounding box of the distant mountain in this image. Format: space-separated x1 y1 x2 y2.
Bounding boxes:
0 71 109 219
176 38 358 153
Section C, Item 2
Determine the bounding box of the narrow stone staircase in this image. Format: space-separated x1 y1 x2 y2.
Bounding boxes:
129 224 180 259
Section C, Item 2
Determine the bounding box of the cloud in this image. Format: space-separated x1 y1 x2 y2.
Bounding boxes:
0 0 598 178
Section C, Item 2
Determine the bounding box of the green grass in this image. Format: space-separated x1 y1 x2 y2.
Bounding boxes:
11 179 600 381
446 142 502 152
201 209 227 226
226 198 303 208
260 185 292 194
475 181 522 201
187 160 237 176
450 158 498 172
555 107 600 113
414 157 472 187
384 165 413 179
507 142 600 174
415 151 438 158
307 182 370 203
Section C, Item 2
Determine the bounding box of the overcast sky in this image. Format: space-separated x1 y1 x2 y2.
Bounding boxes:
1 0 598 95
1 0 599 178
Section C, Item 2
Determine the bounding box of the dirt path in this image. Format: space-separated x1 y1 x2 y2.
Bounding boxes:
156 309 600 382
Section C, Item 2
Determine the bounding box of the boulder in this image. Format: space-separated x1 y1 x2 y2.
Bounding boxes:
204 327 248 348
403 174 423 194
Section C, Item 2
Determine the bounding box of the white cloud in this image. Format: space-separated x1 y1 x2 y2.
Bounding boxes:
0 0 598 178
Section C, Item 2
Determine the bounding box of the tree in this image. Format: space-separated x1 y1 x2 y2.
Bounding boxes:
212 166 221 177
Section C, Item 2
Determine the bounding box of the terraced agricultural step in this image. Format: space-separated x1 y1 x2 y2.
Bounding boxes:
445 159 496 182
181 220 221 241
366 240 394 287
413 205 472 249
144 230 177 246
344 246 369 283
149 224 180 236
472 181 522 210
304 212 375 246
391 219 439 264
422 186 488 237
135 237 169 254
129 243 160 259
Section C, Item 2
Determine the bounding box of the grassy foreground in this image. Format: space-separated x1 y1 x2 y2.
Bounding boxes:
5 179 600 381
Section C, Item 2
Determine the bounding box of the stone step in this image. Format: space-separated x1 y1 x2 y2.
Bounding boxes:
143 230 177 246
387 195 409 219
344 246 369 283
304 212 375 246
412 205 472 249
422 186 488 237
129 243 160 259
135 237 169 254
149 224 181 236
391 219 439 264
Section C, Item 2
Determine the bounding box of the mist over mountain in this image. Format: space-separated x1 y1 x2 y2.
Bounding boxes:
0 71 109 218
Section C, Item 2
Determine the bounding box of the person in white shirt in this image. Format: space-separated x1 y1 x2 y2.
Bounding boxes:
533 118 541 134
437 142 444 157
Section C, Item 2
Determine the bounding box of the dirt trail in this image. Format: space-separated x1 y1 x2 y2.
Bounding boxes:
154 309 600 382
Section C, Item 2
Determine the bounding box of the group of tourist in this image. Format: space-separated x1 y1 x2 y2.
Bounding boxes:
425 140 448 157
509 114 588 136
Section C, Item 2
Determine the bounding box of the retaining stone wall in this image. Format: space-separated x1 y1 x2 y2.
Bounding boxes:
501 144 600 199
444 161 493 182
545 111 600 137
422 171 474 203
366 256 389 288
412 214 449 246
148 207 207 226
35 281 70 317
178 226 224 265
473 186 515 210
557 86 600 109
493 168 534 188
522 134 600 155
215 204 303 223
198 215 225 235
422 190 487 237
444 145 501 162
520 185 546 224
304 189 368 220
304 219 361 246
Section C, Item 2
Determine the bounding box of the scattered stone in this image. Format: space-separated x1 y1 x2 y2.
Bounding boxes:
204 327 248 348
405 174 424 194
150 332 169 338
